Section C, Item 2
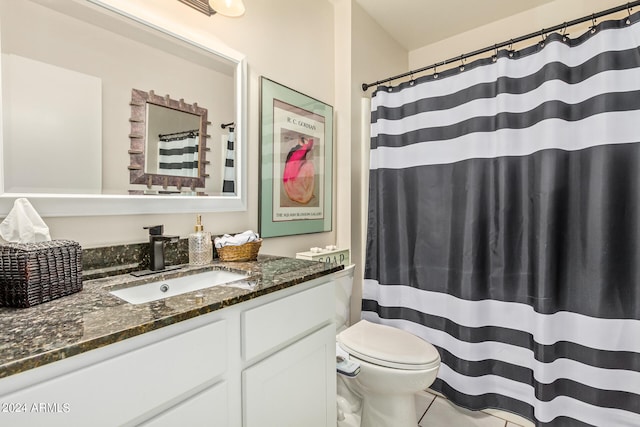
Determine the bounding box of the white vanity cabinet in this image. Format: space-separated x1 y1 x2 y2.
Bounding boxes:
0 274 337 427
0 314 231 427
242 278 336 427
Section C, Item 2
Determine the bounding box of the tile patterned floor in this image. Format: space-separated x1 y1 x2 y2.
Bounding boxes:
415 390 535 427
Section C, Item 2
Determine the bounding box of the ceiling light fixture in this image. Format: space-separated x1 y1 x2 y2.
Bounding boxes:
178 0 245 17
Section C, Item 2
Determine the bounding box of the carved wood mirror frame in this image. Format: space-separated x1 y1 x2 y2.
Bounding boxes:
128 89 210 194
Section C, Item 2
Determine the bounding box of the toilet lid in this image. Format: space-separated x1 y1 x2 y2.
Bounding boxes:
337 320 440 370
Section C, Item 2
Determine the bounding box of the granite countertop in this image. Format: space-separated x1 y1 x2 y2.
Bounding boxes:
0 255 343 379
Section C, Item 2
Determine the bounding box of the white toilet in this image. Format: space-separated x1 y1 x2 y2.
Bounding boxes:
334 265 441 427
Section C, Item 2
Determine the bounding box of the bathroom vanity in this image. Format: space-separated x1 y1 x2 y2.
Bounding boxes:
0 256 341 426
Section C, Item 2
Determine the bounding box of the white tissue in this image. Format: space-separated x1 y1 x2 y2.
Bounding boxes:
0 198 51 243
214 230 259 249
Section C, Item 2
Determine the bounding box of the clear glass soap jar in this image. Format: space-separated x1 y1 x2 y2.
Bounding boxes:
189 215 213 265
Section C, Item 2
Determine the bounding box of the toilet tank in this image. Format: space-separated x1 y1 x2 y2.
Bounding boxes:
334 264 355 333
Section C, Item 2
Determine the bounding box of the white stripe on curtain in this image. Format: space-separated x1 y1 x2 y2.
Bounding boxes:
362 280 640 352
364 12 640 427
371 111 640 169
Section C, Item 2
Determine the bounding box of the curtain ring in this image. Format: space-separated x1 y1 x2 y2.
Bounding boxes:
627 3 633 25
433 64 439 79
508 39 515 58
539 29 546 48
459 55 465 71
561 22 570 42
492 44 498 62
409 72 415 86
590 14 597 33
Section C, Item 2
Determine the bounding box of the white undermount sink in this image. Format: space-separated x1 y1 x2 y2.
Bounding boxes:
109 270 248 304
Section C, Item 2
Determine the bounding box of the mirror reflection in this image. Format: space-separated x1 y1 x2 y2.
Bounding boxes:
0 0 243 212
129 89 212 195
147 105 201 178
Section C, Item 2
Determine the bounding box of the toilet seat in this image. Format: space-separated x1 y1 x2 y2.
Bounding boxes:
337 320 440 370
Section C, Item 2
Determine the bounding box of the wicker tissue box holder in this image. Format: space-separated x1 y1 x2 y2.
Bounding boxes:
216 239 262 262
0 240 83 308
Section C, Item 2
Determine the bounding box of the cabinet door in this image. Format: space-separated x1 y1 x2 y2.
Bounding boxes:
243 324 336 427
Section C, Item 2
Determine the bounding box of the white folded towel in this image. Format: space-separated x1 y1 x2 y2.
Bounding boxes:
214 230 260 249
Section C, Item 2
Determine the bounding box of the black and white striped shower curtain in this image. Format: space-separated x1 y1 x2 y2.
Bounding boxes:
222 127 235 193
158 133 199 177
363 13 640 427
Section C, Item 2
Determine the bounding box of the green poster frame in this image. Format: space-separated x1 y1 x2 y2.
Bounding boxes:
259 77 333 238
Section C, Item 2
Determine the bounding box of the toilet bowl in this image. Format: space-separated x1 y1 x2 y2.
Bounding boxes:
333 265 441 427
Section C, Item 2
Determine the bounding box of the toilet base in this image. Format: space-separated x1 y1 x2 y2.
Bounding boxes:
337 374 424 427
360 392 418 427
337 389 420 427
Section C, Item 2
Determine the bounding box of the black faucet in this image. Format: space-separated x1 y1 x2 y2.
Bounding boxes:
144 225 179 271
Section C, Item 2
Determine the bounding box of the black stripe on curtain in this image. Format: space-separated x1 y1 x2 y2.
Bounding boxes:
432 379 599 427
159 146 199 155
367 143 640 319
159 161 199 170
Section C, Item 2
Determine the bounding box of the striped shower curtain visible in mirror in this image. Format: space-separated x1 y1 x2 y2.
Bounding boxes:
158 133 199 177
363 12 640 427
222 127 235 193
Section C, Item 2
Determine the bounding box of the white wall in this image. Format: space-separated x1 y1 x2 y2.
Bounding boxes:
349 1 407 323
15 0 338 257
410 0 626 71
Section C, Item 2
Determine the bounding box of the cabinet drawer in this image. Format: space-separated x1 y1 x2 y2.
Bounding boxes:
242 281 333 361
1 319 227 427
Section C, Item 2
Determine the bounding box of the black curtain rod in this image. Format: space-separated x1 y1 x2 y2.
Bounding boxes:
362 1 640 91
158 129 199 138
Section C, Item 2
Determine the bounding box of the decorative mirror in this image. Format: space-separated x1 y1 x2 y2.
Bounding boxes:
128 89 210 195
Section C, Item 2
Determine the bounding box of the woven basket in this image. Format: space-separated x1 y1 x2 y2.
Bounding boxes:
217 239 262 262
0 240 83 308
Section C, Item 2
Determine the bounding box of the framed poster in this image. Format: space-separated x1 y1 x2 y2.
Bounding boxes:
259 77 333 238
